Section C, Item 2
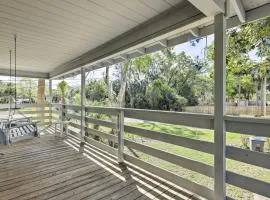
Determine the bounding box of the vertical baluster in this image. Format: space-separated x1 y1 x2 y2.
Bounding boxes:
49 80 52 125
117 110 124 163
80 68 86 153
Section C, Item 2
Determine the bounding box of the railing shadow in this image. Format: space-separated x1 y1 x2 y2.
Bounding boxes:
63 133 201 200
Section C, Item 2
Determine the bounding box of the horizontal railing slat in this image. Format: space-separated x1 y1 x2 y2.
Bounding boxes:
0 104 49 109
124 125 214 154
18 104 49 108
84 136 117 156
227 171 270 198
22 110 51 114
125 139 214 177
52 103 61 108
85 106 120 115
65 104 81 111
124 154 214 200
225 116 270 137
85 127 117 142
85 117 115 128
66 113 81 120
226 146 270 169
70 122 81 130
38 122 51 126
32 116 52 121
123 108 214 129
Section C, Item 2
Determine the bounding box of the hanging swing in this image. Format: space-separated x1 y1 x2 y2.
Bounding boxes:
0 35 38 146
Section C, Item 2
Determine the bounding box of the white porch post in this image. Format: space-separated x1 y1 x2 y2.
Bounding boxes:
49 79 52 125
80 68 86 152
214 13 226 200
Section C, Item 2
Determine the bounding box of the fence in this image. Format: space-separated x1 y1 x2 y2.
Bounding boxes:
184 106 270 116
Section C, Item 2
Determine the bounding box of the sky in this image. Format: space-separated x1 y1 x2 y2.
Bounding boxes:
174 34 214 59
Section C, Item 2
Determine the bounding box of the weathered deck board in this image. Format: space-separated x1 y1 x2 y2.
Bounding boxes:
0 133 200 200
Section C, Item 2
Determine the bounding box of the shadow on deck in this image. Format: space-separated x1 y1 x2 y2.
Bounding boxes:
0 126 201 200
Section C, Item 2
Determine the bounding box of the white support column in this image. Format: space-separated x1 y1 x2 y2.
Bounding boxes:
117 110 124 163
214 13 226 200
80 68 86 152
49 80 52 125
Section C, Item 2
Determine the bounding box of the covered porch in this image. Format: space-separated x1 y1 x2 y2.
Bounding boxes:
0 0 269 200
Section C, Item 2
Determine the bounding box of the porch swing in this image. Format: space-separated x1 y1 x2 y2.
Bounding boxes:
0 35 38 146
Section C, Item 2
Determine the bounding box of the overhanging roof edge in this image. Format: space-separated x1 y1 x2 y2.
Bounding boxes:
0 69 49 79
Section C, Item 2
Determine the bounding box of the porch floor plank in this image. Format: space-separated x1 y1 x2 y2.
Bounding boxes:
0 132 200 200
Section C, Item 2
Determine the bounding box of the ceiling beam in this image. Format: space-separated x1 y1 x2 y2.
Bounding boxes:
136 47 146 55
187 0 225 16
105 59 114 65
119 54 129 60
50 1 204 78
230 0 246 22
158 39 168 47
189 28 200 37
0 68 49 79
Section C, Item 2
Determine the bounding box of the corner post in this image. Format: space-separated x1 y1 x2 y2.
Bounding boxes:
214 13 226 200
80 68 86 152
49 79 52 125
117 110 124 163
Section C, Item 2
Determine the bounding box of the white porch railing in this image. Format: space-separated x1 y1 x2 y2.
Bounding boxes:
0 103 52 126
50 103 270 200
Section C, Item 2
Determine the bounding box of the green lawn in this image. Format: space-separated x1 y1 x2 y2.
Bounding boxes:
125 121 270 200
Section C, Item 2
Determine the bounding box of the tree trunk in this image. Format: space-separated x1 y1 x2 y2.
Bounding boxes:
37 79 46 123
127 84 134 108
109 63 127 147
118 63 127 107
256 81 259 106
105 66 112 103
238 82 241 105
261 77 266 116
130 96 135 108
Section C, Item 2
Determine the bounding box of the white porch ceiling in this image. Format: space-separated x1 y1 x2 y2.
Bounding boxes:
0 0 269 79
0 0 184 73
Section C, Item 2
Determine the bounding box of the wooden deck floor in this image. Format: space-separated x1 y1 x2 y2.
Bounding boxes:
0 128 201 200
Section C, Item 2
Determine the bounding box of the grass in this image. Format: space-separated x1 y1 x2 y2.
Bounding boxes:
125 121 270 200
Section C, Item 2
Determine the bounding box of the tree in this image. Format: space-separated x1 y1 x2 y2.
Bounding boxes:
110 49 211 110
146 79 187 111
86 80 108 102
18 78 36 102
57 80 68 104
227 17 270 115
124 55 152 108
151 50 209 106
